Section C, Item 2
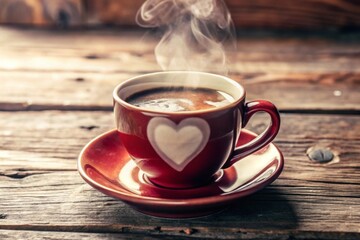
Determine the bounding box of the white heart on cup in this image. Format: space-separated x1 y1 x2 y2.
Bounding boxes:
147 117 210 172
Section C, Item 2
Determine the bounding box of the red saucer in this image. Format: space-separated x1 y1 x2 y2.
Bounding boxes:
78 129 284 218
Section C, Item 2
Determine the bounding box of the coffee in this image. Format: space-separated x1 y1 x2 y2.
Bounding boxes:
126 87 234 112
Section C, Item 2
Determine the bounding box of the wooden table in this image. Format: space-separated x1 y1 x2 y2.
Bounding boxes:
0 27 359 239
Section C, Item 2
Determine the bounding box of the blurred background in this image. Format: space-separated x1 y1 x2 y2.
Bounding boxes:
1 0 360 31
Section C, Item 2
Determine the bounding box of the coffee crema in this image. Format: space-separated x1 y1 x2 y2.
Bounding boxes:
126 87 234 112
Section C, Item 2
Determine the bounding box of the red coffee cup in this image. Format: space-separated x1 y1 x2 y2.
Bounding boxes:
113 71 280 189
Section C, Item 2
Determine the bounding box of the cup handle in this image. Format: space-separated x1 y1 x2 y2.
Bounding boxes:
222 100 281 169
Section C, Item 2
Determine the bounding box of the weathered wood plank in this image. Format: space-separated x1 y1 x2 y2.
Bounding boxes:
0 112 359 237
0 230 181 240
0 27 359 239
0 71 359 112
0 171 359 237
0 229 357 240
0 111 359 177
0 111 112 174
1 28 360 74
0 28 359 111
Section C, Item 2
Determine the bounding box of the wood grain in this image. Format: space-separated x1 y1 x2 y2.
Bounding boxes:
0 28 359 112
0 27 359 239
1 111 359 178
1 28 360 74
0 167 359 237
0 230 175 240
0 71 358 112
0 111 359 239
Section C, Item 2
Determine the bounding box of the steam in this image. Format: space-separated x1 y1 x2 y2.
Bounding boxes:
136 0 235 75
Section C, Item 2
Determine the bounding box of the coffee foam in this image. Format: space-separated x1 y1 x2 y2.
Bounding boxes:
127 86 234 112
134 98 193 112
117 72 243 106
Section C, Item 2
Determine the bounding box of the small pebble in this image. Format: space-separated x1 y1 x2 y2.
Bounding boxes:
307 148 334 163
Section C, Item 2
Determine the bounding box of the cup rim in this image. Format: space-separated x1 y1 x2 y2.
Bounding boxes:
113 71 245 115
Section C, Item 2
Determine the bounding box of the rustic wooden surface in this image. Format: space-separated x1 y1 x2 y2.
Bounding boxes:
0 27 359 239
1 0 360 30
0 28 359 112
